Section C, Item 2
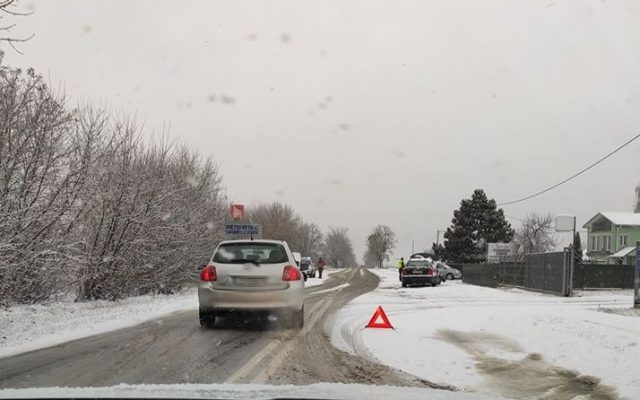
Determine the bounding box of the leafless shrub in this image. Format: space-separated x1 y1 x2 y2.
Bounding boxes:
0 66 92 304
0 62 226 304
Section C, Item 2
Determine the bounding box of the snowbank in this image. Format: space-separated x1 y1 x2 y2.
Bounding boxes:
331 269 640 399
0 382 503 400
0 290 198 359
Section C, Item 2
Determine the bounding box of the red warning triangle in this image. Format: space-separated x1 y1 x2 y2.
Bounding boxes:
366 306 394 329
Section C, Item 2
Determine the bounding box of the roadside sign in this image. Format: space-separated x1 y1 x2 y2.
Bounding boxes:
366 306 394 329
230 204 245 220
487 243 515 264
224 223 261 237
555 215 575 232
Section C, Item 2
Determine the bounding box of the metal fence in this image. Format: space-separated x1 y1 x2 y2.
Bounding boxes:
460 264 498 288
573 264 636 289
523 251 571 296
459 252 636 295
461 250 570 296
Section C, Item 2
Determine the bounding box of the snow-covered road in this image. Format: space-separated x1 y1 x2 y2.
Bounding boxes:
331 268 640 400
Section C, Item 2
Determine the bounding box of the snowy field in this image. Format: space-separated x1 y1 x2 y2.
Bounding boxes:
0 291 198 359
331 268 640 399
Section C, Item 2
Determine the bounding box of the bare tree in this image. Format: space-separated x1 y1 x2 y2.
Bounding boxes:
295 222 323 259
322 227 356 268
363 249 378 268
512 213 560 257
366 225 396 268
247 202 325 260
247 201 302 245
0 0 34 54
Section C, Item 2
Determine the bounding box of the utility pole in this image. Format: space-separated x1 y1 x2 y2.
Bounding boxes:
436 230 443 246
411 240 415 254
635 241 639 309
555 214 576 297
569 216 576 296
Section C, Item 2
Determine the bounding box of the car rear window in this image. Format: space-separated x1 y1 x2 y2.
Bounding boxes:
407 260 433 267
212 242 288 264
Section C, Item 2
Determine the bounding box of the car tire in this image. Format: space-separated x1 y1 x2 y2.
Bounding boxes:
401 281 407 288
199 309 216 328
446 273 454 281
291 305 304 329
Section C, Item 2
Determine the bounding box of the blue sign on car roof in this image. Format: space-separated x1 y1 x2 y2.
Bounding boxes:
225 224 260 235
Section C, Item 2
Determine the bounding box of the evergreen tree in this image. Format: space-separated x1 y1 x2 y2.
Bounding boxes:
432 243 446 261
573 232 583 265
442 189 514 263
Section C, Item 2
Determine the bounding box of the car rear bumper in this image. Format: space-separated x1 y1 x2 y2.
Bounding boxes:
198 282 304 311
402 275 438 285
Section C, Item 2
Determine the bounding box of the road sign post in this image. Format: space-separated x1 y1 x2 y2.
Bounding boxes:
635 241 640 309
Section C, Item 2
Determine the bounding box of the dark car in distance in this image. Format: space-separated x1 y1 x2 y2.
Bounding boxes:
401 258 441 287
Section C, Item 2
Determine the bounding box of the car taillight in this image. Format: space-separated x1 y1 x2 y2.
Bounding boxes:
402 268 409 275
426 268 434 276
200 265 217 281
282 265 302 281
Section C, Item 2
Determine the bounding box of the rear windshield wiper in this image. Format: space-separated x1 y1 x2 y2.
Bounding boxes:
228 259 261 265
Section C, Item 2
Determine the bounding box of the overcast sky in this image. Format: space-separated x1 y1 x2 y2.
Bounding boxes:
4 0 640 260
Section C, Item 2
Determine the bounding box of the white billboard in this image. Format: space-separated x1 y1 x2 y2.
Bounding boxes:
555 215 575 232
487 243 515 264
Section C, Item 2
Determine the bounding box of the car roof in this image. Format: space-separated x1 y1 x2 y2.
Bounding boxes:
218 239 287 245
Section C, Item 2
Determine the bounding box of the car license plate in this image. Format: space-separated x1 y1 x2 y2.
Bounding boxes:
232 276 266 286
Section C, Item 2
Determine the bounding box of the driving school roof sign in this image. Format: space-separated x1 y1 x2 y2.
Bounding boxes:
225 223 262 238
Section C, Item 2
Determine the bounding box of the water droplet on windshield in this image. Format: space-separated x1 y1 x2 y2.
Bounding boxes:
221 95 235 104
280 33 291 43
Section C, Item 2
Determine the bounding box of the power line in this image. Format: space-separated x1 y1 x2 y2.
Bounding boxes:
498 133 640 206
504 214 523 223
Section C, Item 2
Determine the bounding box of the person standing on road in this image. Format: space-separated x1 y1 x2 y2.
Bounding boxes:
317 257 326 279
398 257 405 282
